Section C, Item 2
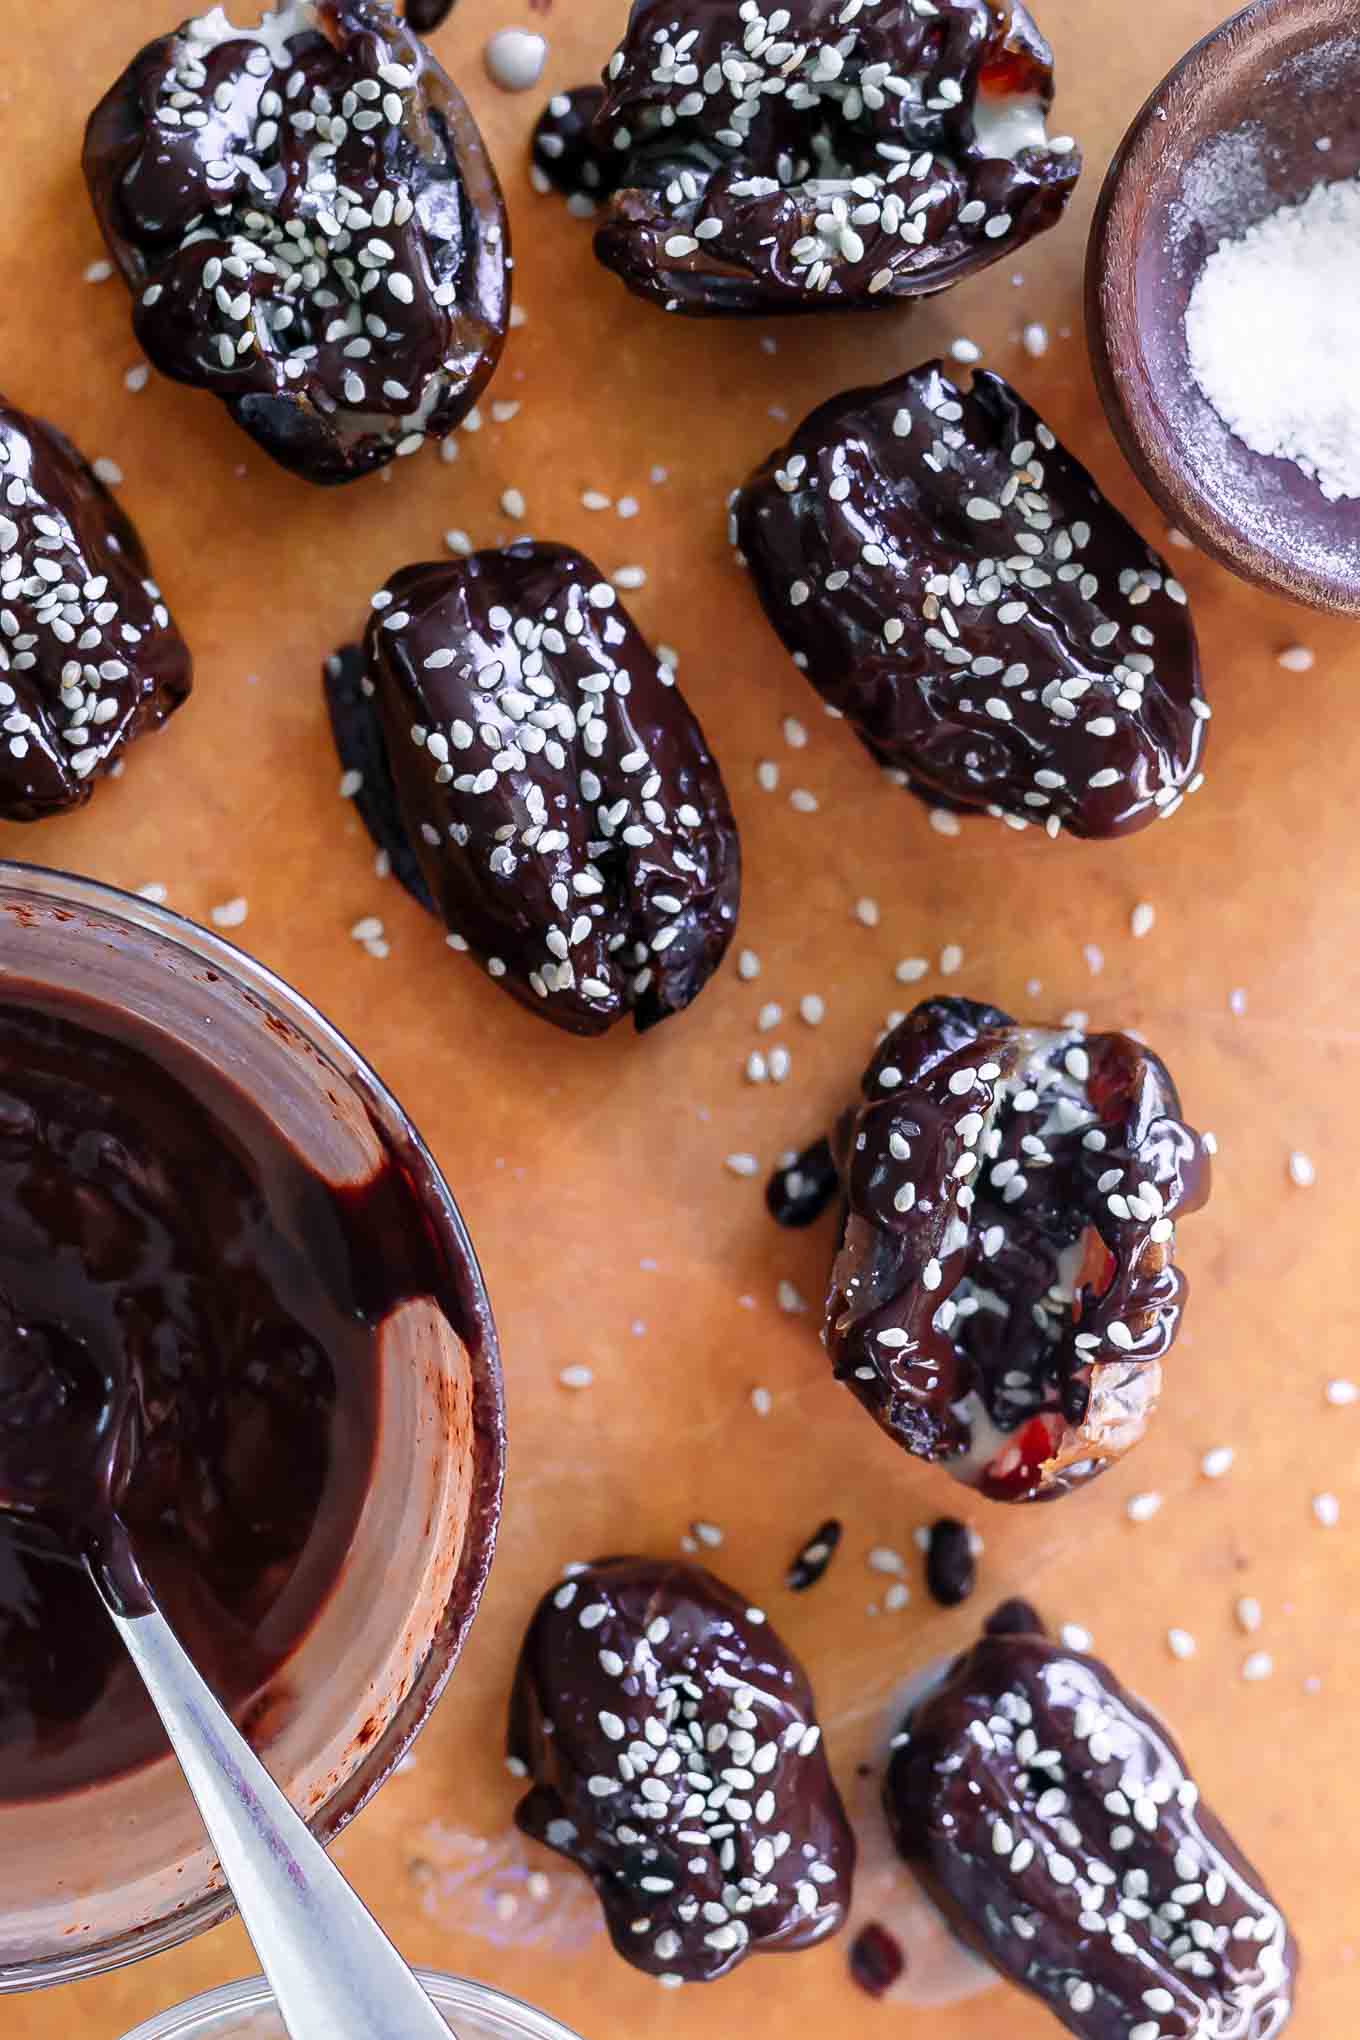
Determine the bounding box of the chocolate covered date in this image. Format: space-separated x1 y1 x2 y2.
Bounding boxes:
736 363 1208 837
332 542 740 1034
510 1557 855 1983
84 3 509 485
824 996 1210 1501
886 1630 1298 2038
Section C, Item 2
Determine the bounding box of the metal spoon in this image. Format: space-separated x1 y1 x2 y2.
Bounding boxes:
0 1469 449 2038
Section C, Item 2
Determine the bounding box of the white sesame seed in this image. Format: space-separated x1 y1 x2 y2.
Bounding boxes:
868 1547 905 1575
896 957 928 983
209 897 248 928
1126 1492 1163 1523
855 897 880 927
92 458 124 487
1236 1596 1262 1633
751 1386 773 1417
725 1153 759 1178
756 759 779 791
501 488 527 519
1288 1150 1316 1187
737 948 761 980
1326 1378 1359 1406
789 787 819 813
939 943 963 976
1130 901 1156 939
949 337 981 363
783 716 808 748
1167 1627 1197 1660
1313 1492 1340 1527
613 565 647 590
559 1365 594 1390
1021 321 1049 357
799 994 825 1026
1060 1623 1092 1652
756 1002 782 1032
1276 644 1315 672
777 1280 806 1314
1201 1446 1234 1479
1242 1651 1274 1682
929 807 961 836
136 883 168 904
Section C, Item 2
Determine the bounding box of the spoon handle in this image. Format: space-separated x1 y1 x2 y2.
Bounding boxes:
106 1594 451 2040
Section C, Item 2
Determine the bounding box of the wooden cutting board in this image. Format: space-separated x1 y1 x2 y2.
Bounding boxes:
4 1 1356 2034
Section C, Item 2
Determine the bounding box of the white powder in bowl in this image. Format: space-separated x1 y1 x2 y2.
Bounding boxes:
1185 174 1360 501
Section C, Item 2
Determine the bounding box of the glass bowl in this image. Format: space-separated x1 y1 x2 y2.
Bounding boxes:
118 1971 583 2040
0 863 505 1992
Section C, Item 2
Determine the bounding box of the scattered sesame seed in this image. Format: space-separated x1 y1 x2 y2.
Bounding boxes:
92 457 124 487
124 363 151 393
1276 644 1315 672
783 716 808 748
491 400 521 424
84 259 114 284
1126 1492 1163 1524
789 787 819 813
501 487 526 519
559 1365 594 1390
137 883 168 904
939 943 964 975
855 897 880 927
1236 1596 1262 1633
1241 1651 1274 1682
725 1152 759 1178
1313 1491 1340 1527
691 1520 724 1548
756 1002 782 1031
1201 1446 1234 1479
1228 987 1247 1015
1167 1627 1197 1660
1130 901 1156 939
868 1546 905 1575
1021 321 1049 357
209 897 248 928
949 337 981 363
929 808 961 836
1060 1623 1092 1652
737 948 761 980
799 994 825 1026
1326 1378 1358 1406
756 759 779 791
613 565 648 590
339 767 363 798
1288 1150 1316 1187
751 1386 773 1417
895 957 929 983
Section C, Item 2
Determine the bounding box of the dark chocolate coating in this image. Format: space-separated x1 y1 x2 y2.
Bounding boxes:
405 0 454 29
985 1595 1045 1637
532 86 618 207
589 0 1079 316
848 1920 906 1997
0 398 190 822
0 982 471 1801
766 1135 839 1228
324 639 436 912
736 362 1209 838
342 541 740 1036
509 1557 855 1983
925 1516 975 1606
83 2 509 486
885 1631 1298 2038
824 996 1210 1502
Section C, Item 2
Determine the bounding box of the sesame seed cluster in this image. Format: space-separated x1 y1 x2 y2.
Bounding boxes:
0 400 191 821
588 0 1080 312
509 1558 855 1985
886 1632 1297 2038
737 361 1210 837
83 1 509 483
825 996 1211 1502
354 542 740 1034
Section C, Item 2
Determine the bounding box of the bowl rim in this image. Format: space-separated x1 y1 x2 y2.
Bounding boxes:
116 1969 584 2040
1085 0 1360 615
0 860 507 1993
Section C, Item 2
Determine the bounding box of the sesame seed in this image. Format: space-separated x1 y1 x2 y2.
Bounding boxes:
896 957 928 983
1167 1627 1197 1660
501 488 527 519
783 716 808 748
92 458 124 487
1021 321 1049 357
949 337 981 363
1277 644 1315 672
868 1547 905 1575
939 943 963 975
1242 1651 1274 1681
1288 1150 1316 1187
209 896 248 928
1126 1492 1162 1523
1200 1446 1234 1479
777 1280 806 1314
737 948 760 980
559 1365 594 1390
1130 901 1156 938
789 787 819 813
1326 1378 1358 1406
751 1386 773 1416
1313 1492 1340 1527
1060 1623 1092 1652
855 897 880 927
799 994 825 1026
1236 1596 1262 1633
725 1153 759 1178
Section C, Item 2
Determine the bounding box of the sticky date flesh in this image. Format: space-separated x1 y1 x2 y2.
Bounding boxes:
509 1557 855 1983
736 363 1208 838
0 399 191 822
824 997 1210 1502
335 542 740 1035
885 1631 1298 2038
588 0 1080 315
84 3 509 485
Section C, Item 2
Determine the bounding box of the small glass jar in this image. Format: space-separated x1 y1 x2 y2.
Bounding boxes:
0 863 506 1992
117 1972 584 2040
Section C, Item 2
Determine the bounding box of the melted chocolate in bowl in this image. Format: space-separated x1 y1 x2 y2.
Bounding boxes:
0 875 503 1988
0 985 412 1801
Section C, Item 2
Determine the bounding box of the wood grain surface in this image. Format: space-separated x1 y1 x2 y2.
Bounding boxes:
3 1 1357 2034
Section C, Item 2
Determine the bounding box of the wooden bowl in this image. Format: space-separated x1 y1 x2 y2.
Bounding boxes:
1086 0 1360 612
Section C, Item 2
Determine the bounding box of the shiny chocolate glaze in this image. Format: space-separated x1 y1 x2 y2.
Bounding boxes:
766 1135 838 1228
588 0 1079 316
405 0 455 29
531 85 617 207
824 996 1210 1502
0 982 462 1803
736 362 1209 837
0 398 190 822
885 1631 1298 2037
83 2 509 485
509 1557 855 1983
332 541 740 1036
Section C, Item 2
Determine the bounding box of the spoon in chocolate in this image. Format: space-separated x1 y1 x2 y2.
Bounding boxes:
0 1319 451 2040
